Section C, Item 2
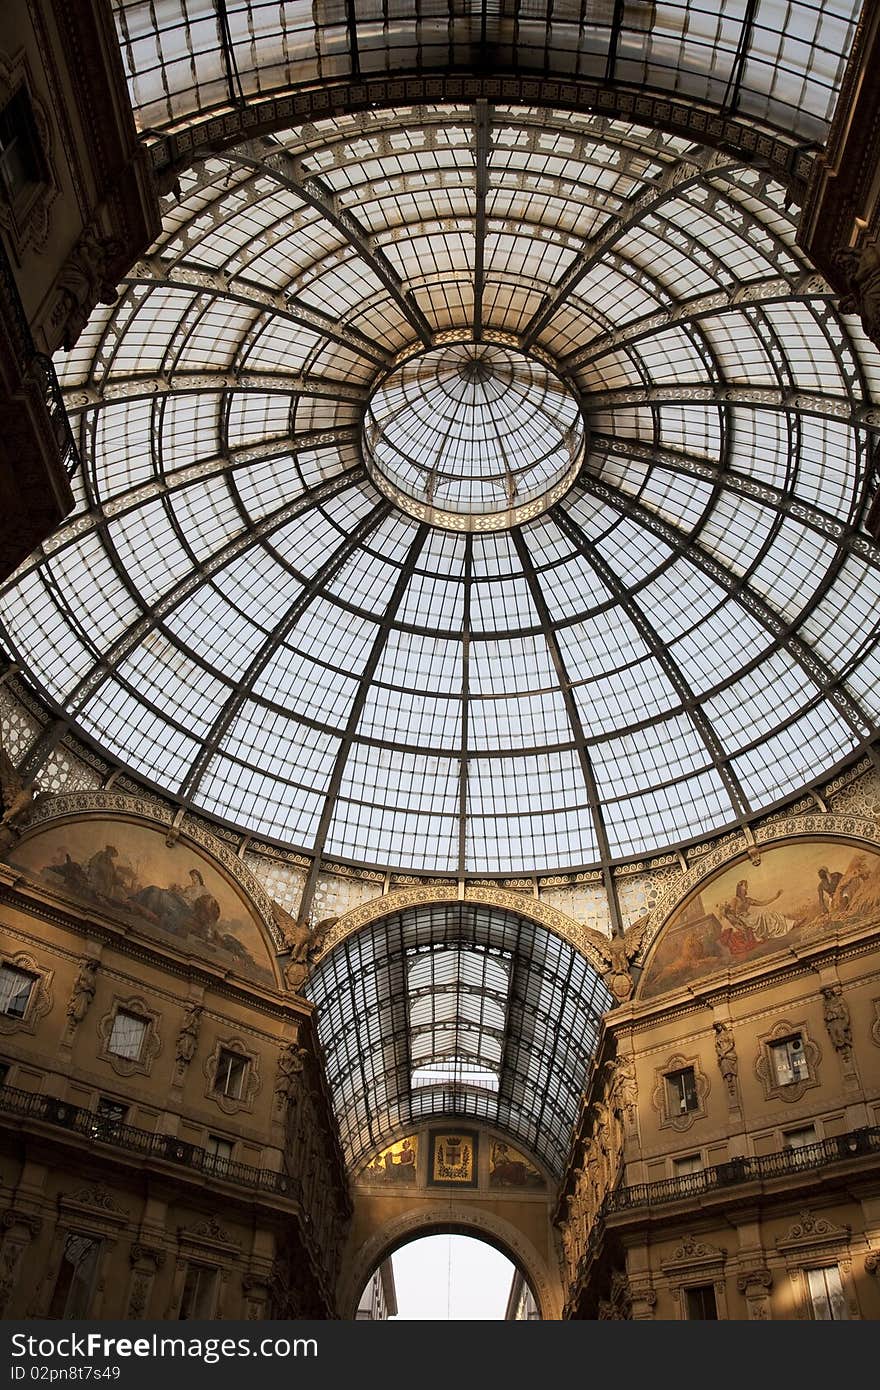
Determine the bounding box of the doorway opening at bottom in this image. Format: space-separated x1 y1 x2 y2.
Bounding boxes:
357 1233 539 1320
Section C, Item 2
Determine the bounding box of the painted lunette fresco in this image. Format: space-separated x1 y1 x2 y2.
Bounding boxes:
489 1140 545 1189
8 817 273 983
360 1135 419 1184
640 839 880 1000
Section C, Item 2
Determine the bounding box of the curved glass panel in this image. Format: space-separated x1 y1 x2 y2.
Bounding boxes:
111 1 861 142
363 343 585 529
2 107 879 876
306 902 613 1173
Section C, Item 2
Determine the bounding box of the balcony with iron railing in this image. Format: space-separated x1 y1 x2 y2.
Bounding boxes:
0 1081 298 1199
602 1127 880 1214
572 1126 880 1290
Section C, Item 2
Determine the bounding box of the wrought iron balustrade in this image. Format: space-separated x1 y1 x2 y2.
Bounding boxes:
571 1126 880 1292
0 1082 298 1198
603 1127 880 1215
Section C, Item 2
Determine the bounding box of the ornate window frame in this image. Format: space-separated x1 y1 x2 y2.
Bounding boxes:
660 1235 729 1320
755 1019 821 1104
776 1210 859 1320
33 1185 129 1319
651 1053 709 1132
0 950 52 1036
0 50 57 255
168 1216 241 1320
97 996 161 1078
203 1035 261 1116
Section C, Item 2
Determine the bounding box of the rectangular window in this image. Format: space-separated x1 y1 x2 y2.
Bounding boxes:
107 1011 148 1061
783 1125 817 1150
0 88 46 215
0 1063 8 1087
90 1097 129 1139
206 1135 233 1173
806 1266 848 1320
47 1233 102 1319
685 1284 718 1320
672 1153 705 1194
214 1049 248 1100
179 1264 217 1319
0 965 35 1019
665 1067 698 1114
769 1035 809 1086
673 1153 702 1176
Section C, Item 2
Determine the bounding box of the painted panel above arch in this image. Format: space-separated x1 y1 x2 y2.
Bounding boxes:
7 809 277 985
639 835 880 1000
354 1122 550 1195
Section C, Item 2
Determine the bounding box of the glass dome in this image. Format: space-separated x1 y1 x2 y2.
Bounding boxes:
363 342 586 529
2 104 880 877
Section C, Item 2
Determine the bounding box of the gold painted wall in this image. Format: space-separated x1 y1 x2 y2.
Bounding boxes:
0 813 350 1319
558 834 880 1320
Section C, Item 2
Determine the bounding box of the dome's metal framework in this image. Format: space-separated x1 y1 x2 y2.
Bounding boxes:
1 1 878 1168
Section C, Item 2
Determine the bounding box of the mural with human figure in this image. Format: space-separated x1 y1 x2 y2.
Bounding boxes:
8 817 273 982
640 839 880 999
489 1140 545 1189
360 1135 419 1184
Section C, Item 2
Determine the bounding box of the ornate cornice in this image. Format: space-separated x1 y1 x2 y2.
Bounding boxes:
317 882 610 970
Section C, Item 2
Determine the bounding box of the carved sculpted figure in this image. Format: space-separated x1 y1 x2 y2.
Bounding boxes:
274 1042 308 1111
603 936 634 1004
174 1002 202 1073
713 1021 739 1093
607 1054 638 1123
821 985 852 1057
0 746 40 845
837 239 880 345
66 958 98 1026
54 225 122 350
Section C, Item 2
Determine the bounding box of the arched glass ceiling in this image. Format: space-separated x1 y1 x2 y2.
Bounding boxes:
2 105 880 876
306 902 612 1174
112 0 862 143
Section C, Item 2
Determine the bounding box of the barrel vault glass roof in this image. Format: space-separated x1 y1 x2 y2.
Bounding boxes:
3 99 880 877
307 901 613 1173
111 0 862 144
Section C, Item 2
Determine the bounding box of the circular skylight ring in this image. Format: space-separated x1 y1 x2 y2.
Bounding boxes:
362 342 587 531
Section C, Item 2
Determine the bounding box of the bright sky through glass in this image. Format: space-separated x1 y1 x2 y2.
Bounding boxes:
4 100 880 878
364 343 584 527
390 1235 516 1320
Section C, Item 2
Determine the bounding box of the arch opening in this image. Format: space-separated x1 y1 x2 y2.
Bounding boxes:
356 1230 542 1321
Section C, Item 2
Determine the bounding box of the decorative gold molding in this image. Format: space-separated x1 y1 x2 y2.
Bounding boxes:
317 882 610 970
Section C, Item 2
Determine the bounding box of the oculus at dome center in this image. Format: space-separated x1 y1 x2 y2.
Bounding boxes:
362 341 586 531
